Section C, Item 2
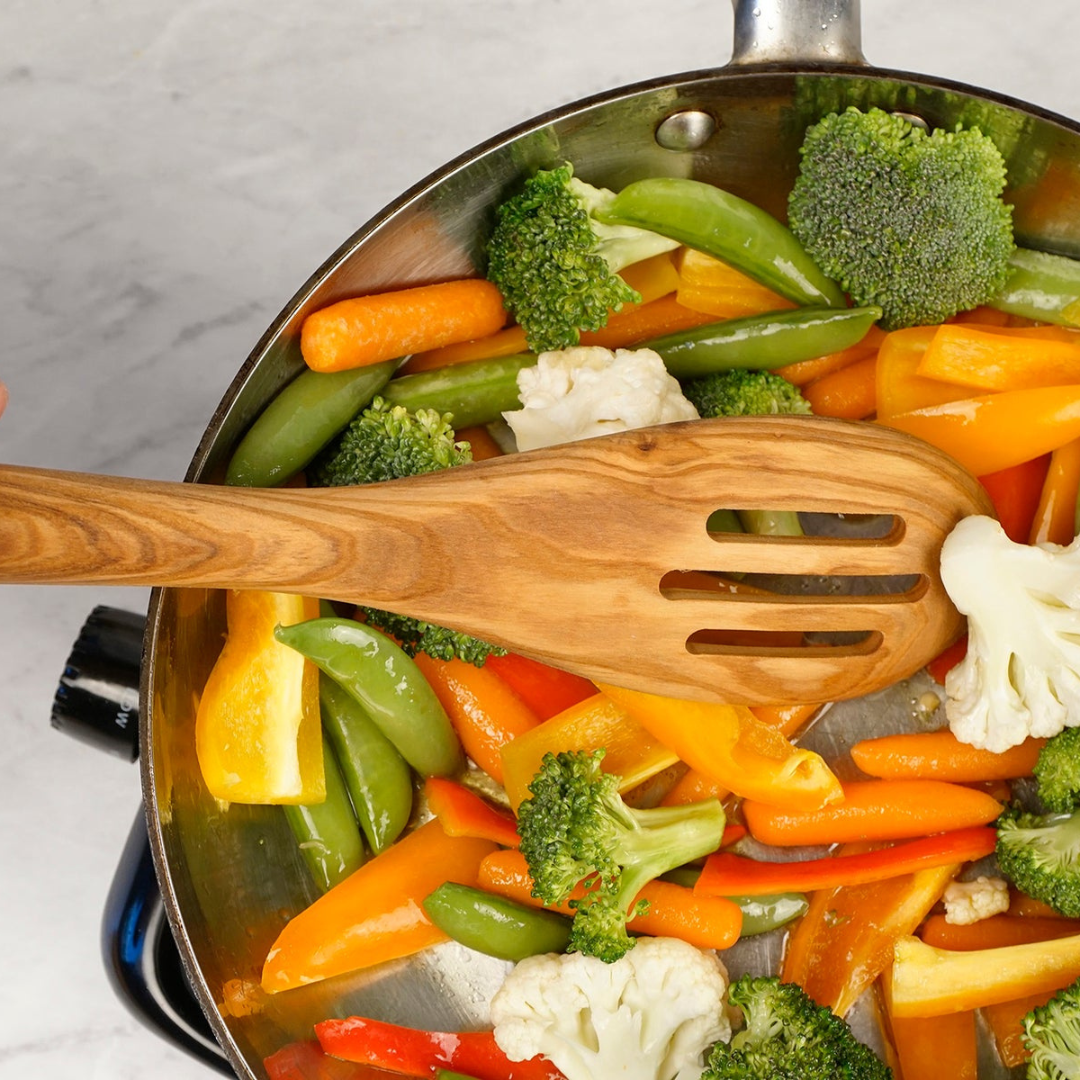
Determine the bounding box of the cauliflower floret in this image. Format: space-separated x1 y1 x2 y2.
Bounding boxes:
942 875 1010 925
940 515 1080 752
503 346 699 452
490 936 730 1080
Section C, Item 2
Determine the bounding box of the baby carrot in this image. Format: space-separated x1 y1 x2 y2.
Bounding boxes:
742 779 1003 846
476 849 742 951
920 913 1080 951
850 729 1045 782
454 425 504 461
412 654 541 785
300 279 508 373
802 353 878 419
775 326 885 387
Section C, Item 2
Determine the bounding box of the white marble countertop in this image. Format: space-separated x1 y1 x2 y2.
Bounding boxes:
4 2 1080 1076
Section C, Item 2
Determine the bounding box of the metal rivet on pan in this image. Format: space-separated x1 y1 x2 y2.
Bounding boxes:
890 111 930 133
655 110 717 151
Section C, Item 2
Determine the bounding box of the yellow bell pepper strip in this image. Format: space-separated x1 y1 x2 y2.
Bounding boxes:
887 931 1080 1017
596 684 843 812
875 327 978 421
260 819 497 994
675 247 797 319
1030 435 1080 545
916 323 1080 392
195 590 324 804
877 384 1080 476
780 855 960 1016
742 779 1002 846
499 692 679 812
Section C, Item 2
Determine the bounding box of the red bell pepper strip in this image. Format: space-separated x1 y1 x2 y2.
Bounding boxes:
482 653 597 721
694 826 997 897
314 1017 562 1080
265 1040 386 1080
424 777 520 848
978 454 1052 542
925 636 967 686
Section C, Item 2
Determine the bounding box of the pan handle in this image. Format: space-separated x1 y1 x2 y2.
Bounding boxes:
730 0 866 66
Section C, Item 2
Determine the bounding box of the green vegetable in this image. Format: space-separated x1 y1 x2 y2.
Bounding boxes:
597 176 846 308
1023 975 1080 1080
313 396 503 666
516 748 726 963
319 676 413 854
275 616 465 778
645 306 882 380
996 804 1080 917
282 739 366 893
992 247 1080 327
485 163 679 353
702 974 892 1080
682 368 813 537
787 106 1014 331
381 355 534 428
1034 727 1080 814
422 882 572 962
681 368 813 419
225 360 398 488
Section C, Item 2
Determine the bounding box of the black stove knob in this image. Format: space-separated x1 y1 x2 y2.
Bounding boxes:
52 605 146 761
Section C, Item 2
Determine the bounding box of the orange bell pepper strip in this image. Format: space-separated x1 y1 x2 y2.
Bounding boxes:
850 729 1045 782
802 353 878 419
412 653 542 785
743 779 1002 846
695 826 996 897
877 384 1080 476
195 590 324 804
660 702 822 807
886 1008 978 1080
1030 435 1080 545
875 327 976 420
499 692 679 811
482 652 596 721
979 454 1053 542
597 683 843 812
916 323 1080 392
315 1017 563 1080
423 777 520 848
260 820 497 994
781 856 960 1016
983 989 1073 1068
476 848 742 952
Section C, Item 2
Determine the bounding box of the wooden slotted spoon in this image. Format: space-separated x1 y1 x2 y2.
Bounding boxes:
0 415 992 704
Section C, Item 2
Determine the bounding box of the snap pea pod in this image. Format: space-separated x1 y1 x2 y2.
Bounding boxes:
989 247 1080 326
319 675 414 854
282 739 366 893
422 882 572 961
381 354 535 429
598 177 846 309
643 305 883 380
275 617 465 778
226 359 397 487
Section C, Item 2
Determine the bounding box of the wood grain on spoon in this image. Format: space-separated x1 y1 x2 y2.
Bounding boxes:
0 416 993 704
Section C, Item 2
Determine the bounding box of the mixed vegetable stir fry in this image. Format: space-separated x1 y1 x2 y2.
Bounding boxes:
198 106 1080 1080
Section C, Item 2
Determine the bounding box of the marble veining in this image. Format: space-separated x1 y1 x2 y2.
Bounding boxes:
3 2 1080 1077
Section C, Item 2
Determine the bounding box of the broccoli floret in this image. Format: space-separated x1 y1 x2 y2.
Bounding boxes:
312 397 504 666
702 975 891 1080
787 106 1014 331
681 369 812 418
1024 976 1080 1080
996 804 1080 917
485 163 679 353
1035 728 1080 814
516 749 726 963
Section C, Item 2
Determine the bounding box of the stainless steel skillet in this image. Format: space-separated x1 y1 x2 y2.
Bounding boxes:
140 2 1080 1076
